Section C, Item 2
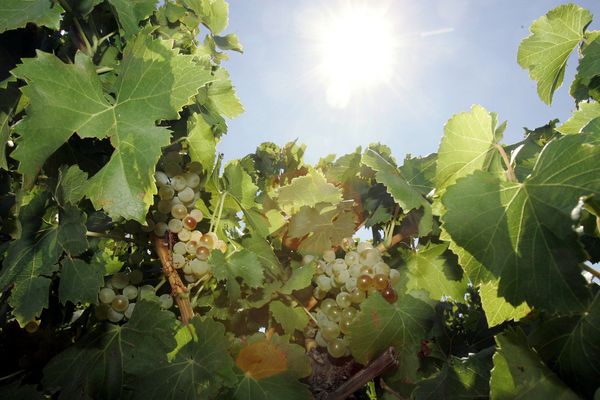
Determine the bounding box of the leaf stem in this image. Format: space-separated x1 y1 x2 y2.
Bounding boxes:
494 143 517 182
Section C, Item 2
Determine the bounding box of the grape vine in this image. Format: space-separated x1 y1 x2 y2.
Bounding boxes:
0 1 599 399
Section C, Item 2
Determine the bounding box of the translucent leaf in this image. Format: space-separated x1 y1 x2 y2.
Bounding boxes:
0 0 64 33
43 302 177 400
517 4 592 105
443 133 600 312
214 34 243 52
108 0 157 38
279 264 315 295
557 102 600 134
12 33 213 221
490 329 579 400
235 340 287 380
187 112 216 173
478 280 531 327
184 0 229 34
206 68 243 118
58 259 104 305
399 153 437 196
210 249 265 300
269 301 309 335
277 170 342 214
132 317 236 399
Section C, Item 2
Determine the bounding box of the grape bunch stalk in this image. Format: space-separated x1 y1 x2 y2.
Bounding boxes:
307 238 401 358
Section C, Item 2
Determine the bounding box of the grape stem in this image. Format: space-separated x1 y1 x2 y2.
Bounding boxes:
494 143 517 182
325 347 398 400
152 234 194 325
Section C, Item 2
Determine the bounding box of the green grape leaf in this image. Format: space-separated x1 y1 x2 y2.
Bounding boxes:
43 302 177 400
211 249 264 300
517 4 592 105
232 373 312 400
242 236 282 276
571 36 600 96
490 328 579 400
133 317 236 399
269 301 309 335
277 170 342 214
413 347 494 400
436 105 500 194
55 165 88 206
323 148 362 184
479 280 531 327
529 293 600 398
399 153 437 196
288 204 356 254
444 232 494 284
0 0 64 33
403 243 468 302
12 33 213 221
349 288 435 371
184 0 229 34
223 161 258 210
557 101 600 134
108 0 157 38
214 34 243 53
187 112 216 173
58 258 104 305
279 264 315 295
206 68 243 118
0 83 20 170
443 133 600 312
58 205 89 256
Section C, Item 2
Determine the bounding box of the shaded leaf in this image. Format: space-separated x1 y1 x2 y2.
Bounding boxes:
479 280 531 328
108 0 157 38
277 170 342 214
59 258 104 305
269 301 309 335
0 0 63 33
279 264 315 295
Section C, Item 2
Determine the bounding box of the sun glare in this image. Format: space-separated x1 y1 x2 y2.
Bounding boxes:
312 4 398 108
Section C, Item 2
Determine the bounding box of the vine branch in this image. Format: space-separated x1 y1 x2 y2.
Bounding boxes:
152 234 194 324
582 263 600 280
325 347 398 400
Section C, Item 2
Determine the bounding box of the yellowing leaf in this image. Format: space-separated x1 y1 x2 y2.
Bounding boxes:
236 341 287 380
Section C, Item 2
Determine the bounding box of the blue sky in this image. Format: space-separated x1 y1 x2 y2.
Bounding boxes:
217 0 600 164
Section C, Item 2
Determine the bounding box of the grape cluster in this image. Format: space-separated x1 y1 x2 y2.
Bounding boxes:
96 270 174 323
145 152 227 283
308 238 401 358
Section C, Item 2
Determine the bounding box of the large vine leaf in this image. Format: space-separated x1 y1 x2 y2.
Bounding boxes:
557 101 600 134
479 280 531 328
108 0 158 38
348 287 435 377
435 105 501 195
442 133 600 312
184 0 229 35
0 0 64 33
0 194 88 325
287 203 356 254
269 301 309 335
232 373 312 400
490 329 579 400
399 153 437 196
403 243 468 302
132 317 237 399
210 249 265 301
517 4 592 105
362 148 432 234
187 112 216 172
206 68 244 118
58 258 104 306
43 302 177 400
529 293 600 398
277 170 342 214
412 347 494 400
12 33 213 221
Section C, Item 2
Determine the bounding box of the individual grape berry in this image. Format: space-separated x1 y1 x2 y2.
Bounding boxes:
138 285 156 301
320 322 340 341
189 209 203 222
359 248 380 266
315 330 328 347
183 262 192 275
356 275 373 291
320 298 337 315
349 264 361 277
124 303 136 319
373 261 390 276
159 294 174 309
168 218 183 233
123 285 138 300
200 232 217 249
344 251 359 266
339 318 352 334
313 287 326 300
99 287 116 304
389 269 401 285
185 241 198 255
112 295 129 312
171 203 188 219
195 246 210 261
183 216 197 230
372 274 389 291
327 307 342 322
336 292 352 308
157 199 173 214
342 307 357 321
190 259 211 276
111 272 129 289
327 338 347 358
357 241 372 253
177 187 195 203
341 237 354 252
333 270 349 286
188 161 203 174
184 172 200 188
190 230 203 243
316 275 332 292
344 276 357 292
158 186 175 200
154 171 170 187
215 240 228 253
128 269 144 285
323 249 336 263
171 175 187 191
107 308 124 323
349 287 366 303
177 229 191 242
153 221 168 236
382 286 398 303
173 242 187 255
303 254 315 265
184 274 198 282
172 253 186 269
163 162 183 177
359 265 374 276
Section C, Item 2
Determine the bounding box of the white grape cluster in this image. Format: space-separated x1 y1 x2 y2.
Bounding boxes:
95 270 174 323
307 238 401 358
145 152 227 283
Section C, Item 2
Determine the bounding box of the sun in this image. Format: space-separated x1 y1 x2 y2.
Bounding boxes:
311 3 398 108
